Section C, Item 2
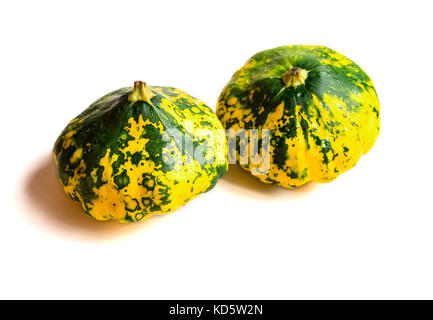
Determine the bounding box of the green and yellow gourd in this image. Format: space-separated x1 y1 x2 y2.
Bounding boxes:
217 45 380 188
54 81 227 222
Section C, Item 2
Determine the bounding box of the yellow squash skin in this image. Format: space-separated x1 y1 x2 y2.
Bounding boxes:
216 45 380 188
54 81 228 223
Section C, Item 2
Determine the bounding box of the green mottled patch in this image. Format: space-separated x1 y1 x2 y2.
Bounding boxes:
114 170 130 189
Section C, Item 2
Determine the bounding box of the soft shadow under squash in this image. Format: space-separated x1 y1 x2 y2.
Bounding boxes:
24 153 166 241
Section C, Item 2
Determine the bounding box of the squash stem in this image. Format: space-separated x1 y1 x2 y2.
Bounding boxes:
282 67 308 88
128 81 155 105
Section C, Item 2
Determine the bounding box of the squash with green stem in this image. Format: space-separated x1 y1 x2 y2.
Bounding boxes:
54 81 227 222
217 45 380 188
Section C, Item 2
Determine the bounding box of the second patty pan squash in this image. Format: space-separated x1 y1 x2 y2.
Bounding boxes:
54 81 228 222
216 45 380 188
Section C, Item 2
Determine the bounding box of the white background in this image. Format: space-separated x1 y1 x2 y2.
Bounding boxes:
1 0 432 299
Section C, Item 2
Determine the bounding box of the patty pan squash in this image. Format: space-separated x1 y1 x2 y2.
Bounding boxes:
216 45 380 188
54 81 228 222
